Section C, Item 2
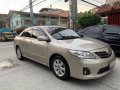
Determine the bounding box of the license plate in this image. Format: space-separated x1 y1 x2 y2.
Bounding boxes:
109 60 115 68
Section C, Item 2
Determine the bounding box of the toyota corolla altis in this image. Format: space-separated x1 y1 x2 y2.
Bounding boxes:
14 26 116 80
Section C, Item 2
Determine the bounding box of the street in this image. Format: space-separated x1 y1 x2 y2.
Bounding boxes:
0 42 120 90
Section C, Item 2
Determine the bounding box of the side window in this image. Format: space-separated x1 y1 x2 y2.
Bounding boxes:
84 26 101 35
104 26 120 34
32 29 46 39
21 30 32 37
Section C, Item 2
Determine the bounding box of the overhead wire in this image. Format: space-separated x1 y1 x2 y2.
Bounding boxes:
10 0 47 19
21 0 39 12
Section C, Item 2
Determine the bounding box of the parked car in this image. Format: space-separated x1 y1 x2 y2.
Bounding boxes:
14 26 116 80
0 32 14 41
78 25 120 54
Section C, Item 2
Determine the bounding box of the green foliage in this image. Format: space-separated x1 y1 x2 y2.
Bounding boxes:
78 12 101 28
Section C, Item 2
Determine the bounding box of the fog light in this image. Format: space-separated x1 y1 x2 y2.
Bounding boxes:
83 68 90 75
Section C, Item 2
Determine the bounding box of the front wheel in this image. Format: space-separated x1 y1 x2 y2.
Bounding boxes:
52 56 70 80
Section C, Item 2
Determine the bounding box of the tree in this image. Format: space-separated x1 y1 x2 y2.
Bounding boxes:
78 12 101 28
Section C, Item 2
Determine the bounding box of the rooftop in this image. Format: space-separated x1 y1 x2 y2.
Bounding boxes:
96 1 120 15
9 9 69 18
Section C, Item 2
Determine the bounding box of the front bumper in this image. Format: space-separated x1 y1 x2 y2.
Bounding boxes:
65 50 116 80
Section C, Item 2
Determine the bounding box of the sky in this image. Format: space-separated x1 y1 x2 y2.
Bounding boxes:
0 0 105 14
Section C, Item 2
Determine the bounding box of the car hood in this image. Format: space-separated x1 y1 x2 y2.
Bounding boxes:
58 37 108 51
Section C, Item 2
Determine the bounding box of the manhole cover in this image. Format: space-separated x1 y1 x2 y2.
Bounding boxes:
0 59 16 71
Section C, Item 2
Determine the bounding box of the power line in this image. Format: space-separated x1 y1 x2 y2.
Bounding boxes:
20 0 46 12
21 0 38 11
10 0 38 20
81 0 100 7
30 0 46 9
10 0 47 19
78 0 95 7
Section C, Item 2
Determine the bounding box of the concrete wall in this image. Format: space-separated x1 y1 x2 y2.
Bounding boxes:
10 14 22 30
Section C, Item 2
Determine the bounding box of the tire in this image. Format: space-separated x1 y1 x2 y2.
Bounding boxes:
52 56 70 80
16 47 24 60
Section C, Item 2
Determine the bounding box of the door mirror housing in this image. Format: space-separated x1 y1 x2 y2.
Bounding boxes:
37 36 50 42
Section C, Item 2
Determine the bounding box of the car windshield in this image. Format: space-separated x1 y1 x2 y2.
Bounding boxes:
46 27 81 40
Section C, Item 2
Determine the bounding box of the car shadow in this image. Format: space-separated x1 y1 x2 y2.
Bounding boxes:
24 58 50 71
23 58 117 86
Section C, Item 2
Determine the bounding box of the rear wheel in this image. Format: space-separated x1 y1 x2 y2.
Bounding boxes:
16 47 24 60
52 56 70 80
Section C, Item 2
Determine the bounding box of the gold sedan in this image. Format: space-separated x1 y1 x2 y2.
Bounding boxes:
14 26 116 80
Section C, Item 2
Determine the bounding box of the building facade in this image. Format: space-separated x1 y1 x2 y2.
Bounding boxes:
0 14 9 29
9 8 68 30
96 0 120 26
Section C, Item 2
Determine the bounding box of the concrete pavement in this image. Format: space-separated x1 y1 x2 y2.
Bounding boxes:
0 42 120 90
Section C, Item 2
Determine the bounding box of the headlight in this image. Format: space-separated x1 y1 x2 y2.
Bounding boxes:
107 46 112 55
69 50 95 59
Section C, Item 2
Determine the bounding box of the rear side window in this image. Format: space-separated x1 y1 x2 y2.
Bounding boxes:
21 30 32 37
104 26 120 34
83 26 102 35
32 29 46 39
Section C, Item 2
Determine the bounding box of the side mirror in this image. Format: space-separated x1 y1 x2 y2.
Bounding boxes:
37 36 50 42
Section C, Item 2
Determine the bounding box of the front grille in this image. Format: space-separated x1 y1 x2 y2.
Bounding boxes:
94 52 111 58
97 66 109 74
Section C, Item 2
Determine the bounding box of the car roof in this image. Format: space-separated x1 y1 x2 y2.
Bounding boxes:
30 26 61 29
82 25 120 29
26 26 68 32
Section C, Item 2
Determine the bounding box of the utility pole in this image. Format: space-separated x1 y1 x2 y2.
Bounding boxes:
29 0 35 26
65 0 78 31
65 0 100 31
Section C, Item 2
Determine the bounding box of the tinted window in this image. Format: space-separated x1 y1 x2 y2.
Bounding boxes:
45 27 80 40
104 26 120 34
83 26 102 35
21 30 32 37
32 29 46 39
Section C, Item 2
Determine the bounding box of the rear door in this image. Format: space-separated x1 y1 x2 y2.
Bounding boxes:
102 26 120 52
18 29 33 57
102 26 120 44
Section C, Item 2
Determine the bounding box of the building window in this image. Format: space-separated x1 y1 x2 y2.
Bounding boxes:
51 21 57 25
51 17 57 19
16 20 19 25
37 20 45 26
61 19 67 24
42 16 46 18
24 19 31 25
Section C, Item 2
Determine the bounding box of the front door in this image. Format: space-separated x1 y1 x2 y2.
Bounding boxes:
29 29 48 65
